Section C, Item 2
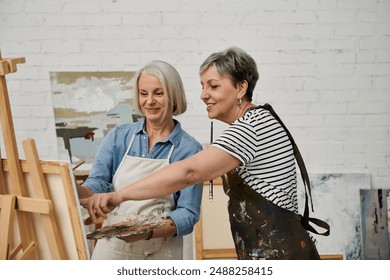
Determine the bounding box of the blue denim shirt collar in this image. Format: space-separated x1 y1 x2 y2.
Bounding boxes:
135 117 182 148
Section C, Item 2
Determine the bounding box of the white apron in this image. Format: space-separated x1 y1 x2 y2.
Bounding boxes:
91 134 183 260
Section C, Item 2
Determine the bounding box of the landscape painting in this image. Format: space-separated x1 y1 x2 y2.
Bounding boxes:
50 71 140 166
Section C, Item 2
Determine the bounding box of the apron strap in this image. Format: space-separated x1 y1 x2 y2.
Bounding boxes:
116 133 175 179
125 134 136 155
166 143 175 161
255 103 330 236
300 193 330 236
258 103 313 210
113 134 136 184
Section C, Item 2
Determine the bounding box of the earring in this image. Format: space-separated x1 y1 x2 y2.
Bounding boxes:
237 98 242 107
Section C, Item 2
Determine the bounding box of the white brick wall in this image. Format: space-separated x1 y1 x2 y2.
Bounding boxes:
0 0 389 189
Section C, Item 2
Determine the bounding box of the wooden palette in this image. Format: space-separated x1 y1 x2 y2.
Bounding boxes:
86 215 166 240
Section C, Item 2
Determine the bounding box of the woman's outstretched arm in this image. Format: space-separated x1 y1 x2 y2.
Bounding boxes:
80 146 240 223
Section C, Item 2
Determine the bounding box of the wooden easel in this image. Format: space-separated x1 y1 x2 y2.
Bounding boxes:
0 51 67 259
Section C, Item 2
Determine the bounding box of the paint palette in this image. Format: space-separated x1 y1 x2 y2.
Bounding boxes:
86 215 166 240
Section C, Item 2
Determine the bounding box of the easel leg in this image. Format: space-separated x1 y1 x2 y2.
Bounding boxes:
0 195 16 259
0 54 37 259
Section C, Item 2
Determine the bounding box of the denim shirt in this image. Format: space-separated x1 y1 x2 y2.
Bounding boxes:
84 117 203 236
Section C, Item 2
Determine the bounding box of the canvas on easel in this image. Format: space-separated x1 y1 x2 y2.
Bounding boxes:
0 52 89 260
1 157 90 259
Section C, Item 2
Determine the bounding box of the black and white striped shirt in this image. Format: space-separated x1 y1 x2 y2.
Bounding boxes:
212 107 298 213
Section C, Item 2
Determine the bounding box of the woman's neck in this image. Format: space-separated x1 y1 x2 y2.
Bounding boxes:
235 101 255 122
145 118 175 150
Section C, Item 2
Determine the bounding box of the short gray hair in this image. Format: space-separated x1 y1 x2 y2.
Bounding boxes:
199 47 259 102
134 60 187 116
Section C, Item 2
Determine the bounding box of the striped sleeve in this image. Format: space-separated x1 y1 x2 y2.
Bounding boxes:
212 107 298 212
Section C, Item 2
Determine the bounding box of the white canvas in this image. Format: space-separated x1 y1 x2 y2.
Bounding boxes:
297 173 371 260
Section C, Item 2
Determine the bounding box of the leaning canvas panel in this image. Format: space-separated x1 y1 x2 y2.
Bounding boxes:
2 159 89 259
199 182 234 250
360 189 390 260
194 180 237 260
297 173 371 260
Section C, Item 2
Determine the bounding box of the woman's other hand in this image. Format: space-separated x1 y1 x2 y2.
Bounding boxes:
79 192 122 223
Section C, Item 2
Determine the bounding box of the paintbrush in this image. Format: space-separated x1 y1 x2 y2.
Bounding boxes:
209 121 213 201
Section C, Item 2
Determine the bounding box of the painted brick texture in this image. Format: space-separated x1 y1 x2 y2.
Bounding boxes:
0 0 389 188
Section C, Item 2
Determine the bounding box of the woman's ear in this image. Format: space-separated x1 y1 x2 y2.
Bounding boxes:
237 80 248 99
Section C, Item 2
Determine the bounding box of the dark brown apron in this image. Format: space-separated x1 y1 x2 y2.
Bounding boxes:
221 103 330 260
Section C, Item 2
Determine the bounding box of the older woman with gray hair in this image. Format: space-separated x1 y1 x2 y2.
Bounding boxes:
77 60 203 260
